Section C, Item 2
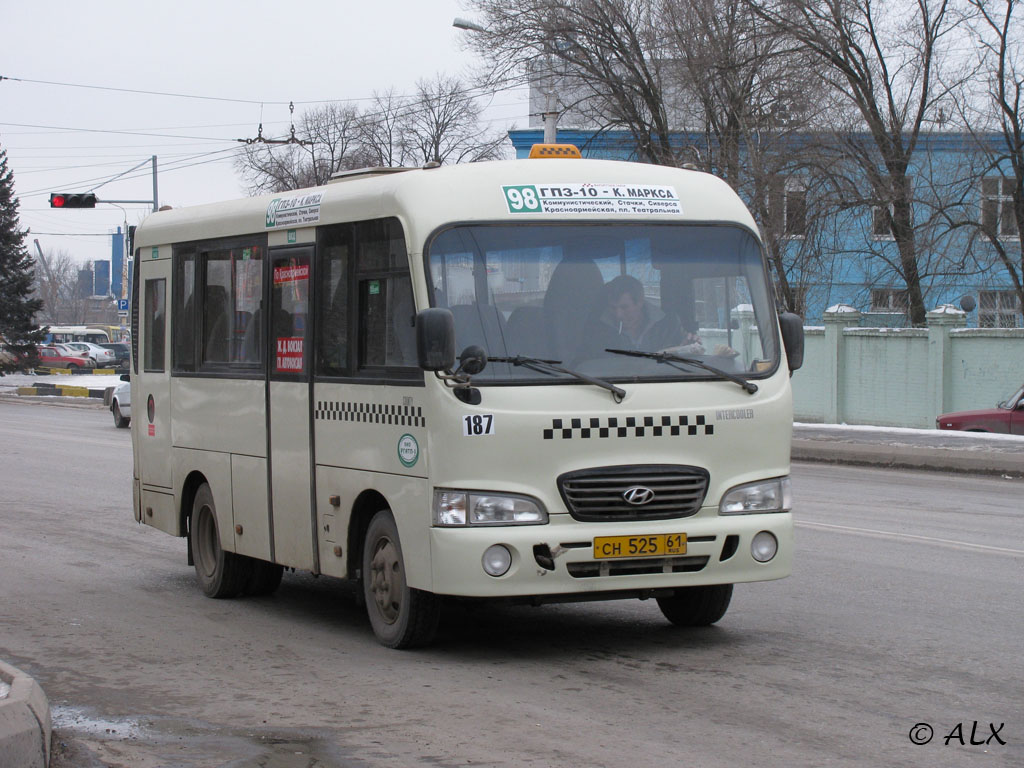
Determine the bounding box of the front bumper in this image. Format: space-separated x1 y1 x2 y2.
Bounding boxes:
428 510 792 598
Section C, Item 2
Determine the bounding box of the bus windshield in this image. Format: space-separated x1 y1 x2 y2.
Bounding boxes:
427 224 779 384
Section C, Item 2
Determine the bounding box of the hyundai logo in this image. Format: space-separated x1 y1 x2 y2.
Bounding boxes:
623 486 656 505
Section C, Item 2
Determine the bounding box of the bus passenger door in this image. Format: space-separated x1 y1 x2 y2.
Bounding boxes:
267 247 317 571
137 254 172 491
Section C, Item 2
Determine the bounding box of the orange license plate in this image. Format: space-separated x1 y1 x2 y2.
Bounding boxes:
593 533 687 559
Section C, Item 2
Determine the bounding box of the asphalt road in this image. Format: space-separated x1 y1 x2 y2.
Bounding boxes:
1 399 1021 767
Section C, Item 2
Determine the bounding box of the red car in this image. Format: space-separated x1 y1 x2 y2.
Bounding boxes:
937 382 1024 434
37 345 95 370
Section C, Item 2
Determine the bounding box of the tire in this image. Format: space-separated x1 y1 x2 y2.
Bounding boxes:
244 560 284 596
190 483 251 598
67 363 79 370
362 509 440 648
112 402 130 428
656 584 734 627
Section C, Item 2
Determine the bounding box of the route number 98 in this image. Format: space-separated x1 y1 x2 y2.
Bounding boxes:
503 185 542 213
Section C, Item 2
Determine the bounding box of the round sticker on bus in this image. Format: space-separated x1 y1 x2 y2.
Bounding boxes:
397 434 419 468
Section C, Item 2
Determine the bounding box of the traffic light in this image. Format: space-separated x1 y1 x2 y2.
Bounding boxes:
49 193 98 209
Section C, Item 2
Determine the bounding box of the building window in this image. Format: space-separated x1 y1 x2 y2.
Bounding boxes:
870 288 909 313
770 177 807 238
978 289 1021 328
981 177 1018 238
784 180 807 238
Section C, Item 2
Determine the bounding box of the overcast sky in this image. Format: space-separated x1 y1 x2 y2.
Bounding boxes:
1 0 525 271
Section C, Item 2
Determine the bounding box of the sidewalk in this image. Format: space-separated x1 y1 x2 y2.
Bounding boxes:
793 422 1024 477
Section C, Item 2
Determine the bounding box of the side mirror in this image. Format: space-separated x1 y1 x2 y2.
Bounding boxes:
120 373 131 382
416 308 456 372
778 312 804 372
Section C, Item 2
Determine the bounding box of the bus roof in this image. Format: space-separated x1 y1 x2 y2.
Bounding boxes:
132 157 758 252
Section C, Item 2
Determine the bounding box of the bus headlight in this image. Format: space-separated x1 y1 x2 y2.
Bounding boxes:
433 490 548 526
719 477 792 515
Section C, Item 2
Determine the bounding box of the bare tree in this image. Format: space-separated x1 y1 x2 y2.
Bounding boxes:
465 0 683 164
748 0 966 325
403 75 509 165
237 78 506 192
958 0 1024 324
663 0 828 314
34 248 89 325
236 104 364 193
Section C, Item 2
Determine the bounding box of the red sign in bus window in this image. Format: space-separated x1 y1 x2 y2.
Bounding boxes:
276 337 304 372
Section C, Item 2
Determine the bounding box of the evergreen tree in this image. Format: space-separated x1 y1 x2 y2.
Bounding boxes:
0 143 45 373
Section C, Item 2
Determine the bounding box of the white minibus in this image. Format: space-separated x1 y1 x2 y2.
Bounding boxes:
129 146 804 648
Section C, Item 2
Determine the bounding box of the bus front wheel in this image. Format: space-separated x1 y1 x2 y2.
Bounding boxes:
656 584 733 627
362 509 440 649
190 483 251 599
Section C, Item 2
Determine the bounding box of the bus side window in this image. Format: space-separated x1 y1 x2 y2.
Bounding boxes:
144 278 166 372
173 249 196 371
317 237 351 376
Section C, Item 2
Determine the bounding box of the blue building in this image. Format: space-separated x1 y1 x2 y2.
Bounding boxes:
93 259 110 297
508 128 1022 327
111 227 125 299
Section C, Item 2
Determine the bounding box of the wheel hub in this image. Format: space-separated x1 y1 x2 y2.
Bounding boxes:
369 537 403 624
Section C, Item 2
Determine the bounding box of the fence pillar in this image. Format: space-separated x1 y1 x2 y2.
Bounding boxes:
926 304 967 423
732 305 755 363
823 304 861 424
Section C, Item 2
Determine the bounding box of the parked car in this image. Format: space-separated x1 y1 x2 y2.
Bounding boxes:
63 341 118 367
36 345 95 370
936 382 1024 435
110 378 131 428
99 342 130 367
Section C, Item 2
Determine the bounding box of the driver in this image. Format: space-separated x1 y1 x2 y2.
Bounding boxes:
605 275 704 353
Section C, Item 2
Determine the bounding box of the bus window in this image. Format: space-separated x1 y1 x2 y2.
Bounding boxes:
143 279 166 372
271 251 311 377
199 245 263 368
316 226 351 376
316 217 416 377
172 249 196 371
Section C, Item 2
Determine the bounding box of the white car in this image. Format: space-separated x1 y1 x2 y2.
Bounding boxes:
64 341 118 368
111 379 131 428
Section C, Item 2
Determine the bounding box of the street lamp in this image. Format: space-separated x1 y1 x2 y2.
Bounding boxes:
452 16 559 144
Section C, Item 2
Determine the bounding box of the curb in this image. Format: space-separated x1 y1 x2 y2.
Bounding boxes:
33 367 126 376
792 438 1024 478
16 384 107 399
0 661 50 768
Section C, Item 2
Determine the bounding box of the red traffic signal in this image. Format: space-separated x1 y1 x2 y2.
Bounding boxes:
50 192 98 209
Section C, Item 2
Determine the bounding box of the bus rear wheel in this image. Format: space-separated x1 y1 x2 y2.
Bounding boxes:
656 584 733 627
362 509 440 649
190 483 251 598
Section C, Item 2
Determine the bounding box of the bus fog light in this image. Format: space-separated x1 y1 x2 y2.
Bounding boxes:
482 545 512 576
751 531 778 563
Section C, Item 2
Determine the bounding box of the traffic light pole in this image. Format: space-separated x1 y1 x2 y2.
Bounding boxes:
50 157 160 211
94 156 159 211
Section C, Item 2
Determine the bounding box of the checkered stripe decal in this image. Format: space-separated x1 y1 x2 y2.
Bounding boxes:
543 415 713 439
315 401 425 428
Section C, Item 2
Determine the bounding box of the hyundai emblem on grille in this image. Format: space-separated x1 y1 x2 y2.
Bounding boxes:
623 486 656 505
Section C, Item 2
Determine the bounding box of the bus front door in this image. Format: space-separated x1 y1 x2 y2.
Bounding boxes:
266 247 317 572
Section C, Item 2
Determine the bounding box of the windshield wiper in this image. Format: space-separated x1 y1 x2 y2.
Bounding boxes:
605 348 758 395
488 355 626 402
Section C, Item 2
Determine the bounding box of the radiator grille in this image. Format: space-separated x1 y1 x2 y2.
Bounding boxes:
558 465 710 522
